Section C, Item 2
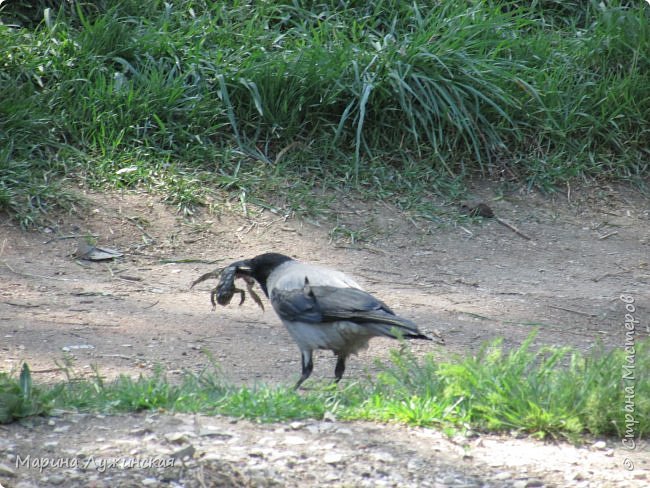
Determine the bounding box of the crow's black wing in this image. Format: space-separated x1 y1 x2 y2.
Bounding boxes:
270 287 323 323
308 285 395 320
271 283 428 339
271 284 390 323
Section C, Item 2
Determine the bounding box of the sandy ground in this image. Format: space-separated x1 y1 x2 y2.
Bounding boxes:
0 184 649 487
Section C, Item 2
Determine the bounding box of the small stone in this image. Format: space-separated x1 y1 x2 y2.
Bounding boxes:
15 482 39 488
65 470 81 480
513 481 527 488
323 452 344 464
47 474 66 485
370 451 395 463
570 472 586 481
172 444 196 460
53 425 70 433
305 424 320 435
289 421 304 430
335 427 353 436
322 411 336 422
165 432 191 444
0 462 16 477
592 440 607 450
494 472 512 480
141 478 158 486
525 480 544 487
202 452 222 462
282 435 307 446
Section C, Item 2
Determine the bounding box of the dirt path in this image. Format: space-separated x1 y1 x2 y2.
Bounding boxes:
1 185 649 486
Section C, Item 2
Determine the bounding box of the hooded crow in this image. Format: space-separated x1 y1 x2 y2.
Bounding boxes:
226 252 431 389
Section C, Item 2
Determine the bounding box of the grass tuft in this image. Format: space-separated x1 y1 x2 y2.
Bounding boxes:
1 1 648 224
2 336 647 441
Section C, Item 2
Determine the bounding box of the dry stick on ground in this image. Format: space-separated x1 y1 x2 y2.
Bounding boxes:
461 203 532 241
125 216 154 243
598 231 619 240
548 304 599 318
142 300 160 309
494 217 532 241
30 368 67 374
2 301 40 308
1 260 75 282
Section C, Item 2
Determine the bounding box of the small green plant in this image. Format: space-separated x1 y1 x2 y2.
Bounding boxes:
2 337 648 441
0 363 57 423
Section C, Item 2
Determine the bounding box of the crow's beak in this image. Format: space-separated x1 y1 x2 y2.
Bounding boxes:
231 259 252 276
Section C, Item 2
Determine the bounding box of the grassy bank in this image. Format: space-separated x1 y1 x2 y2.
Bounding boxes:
1 1 648 225
2 336 648 441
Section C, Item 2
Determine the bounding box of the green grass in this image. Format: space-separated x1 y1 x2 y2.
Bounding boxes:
2 336 648 441
1 1 648 225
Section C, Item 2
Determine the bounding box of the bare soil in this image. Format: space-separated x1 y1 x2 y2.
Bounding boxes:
1 184 649 487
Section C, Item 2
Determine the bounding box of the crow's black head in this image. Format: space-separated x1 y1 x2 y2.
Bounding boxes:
231 253 293 297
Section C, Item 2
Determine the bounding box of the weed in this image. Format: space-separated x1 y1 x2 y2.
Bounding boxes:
0 1 648 224
2 336 647 440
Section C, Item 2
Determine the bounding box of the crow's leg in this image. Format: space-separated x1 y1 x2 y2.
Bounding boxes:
334 354 347 383
294 349 314 390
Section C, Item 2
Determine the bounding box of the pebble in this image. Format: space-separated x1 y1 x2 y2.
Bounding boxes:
305 424 320 435
323 452 344 464
322 411 337 422
282 435 307 446
0 462 16 477
15 483 39 488
525 480 544 487
569 472 586 481
441 475 457 484
201 452 223 462
172 444 196 460
141 478 159 486
46 474 66 485
370 451 395 463
592 440 607 450
494 471 512 480
165 432 191 444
